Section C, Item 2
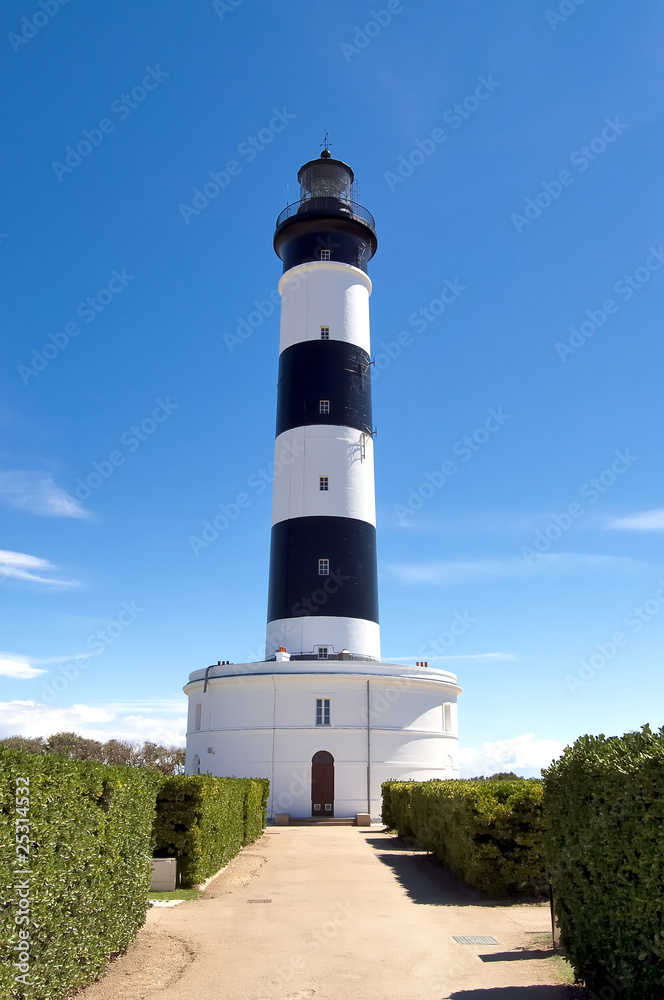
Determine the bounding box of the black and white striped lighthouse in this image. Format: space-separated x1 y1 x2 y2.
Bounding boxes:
265 149 380 662
185 148 462 808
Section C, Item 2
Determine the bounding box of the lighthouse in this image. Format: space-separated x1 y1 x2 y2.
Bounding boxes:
184 149 461 820
266 148 379 663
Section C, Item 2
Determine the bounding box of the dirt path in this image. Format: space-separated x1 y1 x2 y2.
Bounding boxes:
73 828 586 1000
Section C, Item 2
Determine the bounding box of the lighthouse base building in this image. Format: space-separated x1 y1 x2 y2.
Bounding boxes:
184 658 460 820
184 148 461 819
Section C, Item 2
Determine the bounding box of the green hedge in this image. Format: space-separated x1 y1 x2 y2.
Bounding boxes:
381 780 414 835
251 777 270 837
0 748 161 1000
543 725 664 999
382 778 546 896
152 774 267 887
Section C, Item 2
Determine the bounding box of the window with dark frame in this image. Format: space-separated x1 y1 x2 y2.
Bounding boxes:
319 476 329 491
316 697 331 723
320 326 330 340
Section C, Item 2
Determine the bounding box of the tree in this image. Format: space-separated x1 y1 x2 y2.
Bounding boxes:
469 771 522 781
45 732 106 762
0 732 185 774
101 739 137 767
0 735 46 754
134 741 186 774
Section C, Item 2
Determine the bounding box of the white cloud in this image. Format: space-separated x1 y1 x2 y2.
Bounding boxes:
0 471 91 519
387 553 648 586
0 550 78 588
96 700 188 714
0 700 186 746
459 733 567 777
606 509 664 531
0 654 47 679
105 715 187 746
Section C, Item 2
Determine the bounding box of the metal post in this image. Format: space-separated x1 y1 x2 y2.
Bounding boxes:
366 680 371 814
549 882 557 953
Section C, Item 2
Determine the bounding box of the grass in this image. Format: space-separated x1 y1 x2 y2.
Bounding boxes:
528 933 577 985
147 888 201 901
550 953 577 985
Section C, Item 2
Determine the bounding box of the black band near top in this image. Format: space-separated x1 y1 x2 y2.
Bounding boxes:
276 340 372 437
274 214 377 274
266 516 379 625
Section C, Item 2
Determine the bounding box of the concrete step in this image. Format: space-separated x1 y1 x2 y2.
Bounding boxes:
288 817 356 826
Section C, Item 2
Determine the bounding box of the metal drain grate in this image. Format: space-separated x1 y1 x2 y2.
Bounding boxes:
452 935 499 945
247 898 272 903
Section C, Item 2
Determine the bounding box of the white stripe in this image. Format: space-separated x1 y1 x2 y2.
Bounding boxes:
266 616 380 661
278 262 372 355
272 426 375 527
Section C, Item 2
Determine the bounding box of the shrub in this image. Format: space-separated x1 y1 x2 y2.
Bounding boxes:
0 748 161 1000
252 777 270 835
381 780 398 829
152 775 267 886
543 725 664 998
382 778 546 896
381 780 415 837
241 777 269 844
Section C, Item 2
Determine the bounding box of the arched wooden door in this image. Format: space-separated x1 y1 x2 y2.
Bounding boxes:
311 751 334 817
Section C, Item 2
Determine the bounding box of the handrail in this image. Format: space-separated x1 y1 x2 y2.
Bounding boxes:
275 197 376 234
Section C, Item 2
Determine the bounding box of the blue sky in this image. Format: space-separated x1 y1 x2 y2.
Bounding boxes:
2 0 663 775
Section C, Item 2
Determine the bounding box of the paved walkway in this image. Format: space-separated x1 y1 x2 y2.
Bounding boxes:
78 827 586 1000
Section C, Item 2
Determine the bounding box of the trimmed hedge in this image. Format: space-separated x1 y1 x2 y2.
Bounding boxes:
382 778 546 895
153 774 267 886
381 780 414 836
252 777 270 837
0 747 161 1000
543 725 664 999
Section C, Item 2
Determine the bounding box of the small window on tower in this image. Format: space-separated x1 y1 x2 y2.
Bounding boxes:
194 703 202 731
319 476 329 491
320 326 330 340
320 249 331 261
443 704 452 732
319 399 330 414
318 558 329 576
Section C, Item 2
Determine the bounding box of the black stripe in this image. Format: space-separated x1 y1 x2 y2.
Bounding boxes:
267 516 379 625
276 340 372 436
274 217 377 273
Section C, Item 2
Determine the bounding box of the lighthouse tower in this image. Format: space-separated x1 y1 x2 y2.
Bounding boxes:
184 149 461 820
266 148 379 663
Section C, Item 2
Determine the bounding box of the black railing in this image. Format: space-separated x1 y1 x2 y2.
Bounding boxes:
276 197 376 234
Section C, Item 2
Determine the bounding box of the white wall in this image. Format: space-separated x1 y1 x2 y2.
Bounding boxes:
271 425 375 527
184 663 461 819
278 262 372 354
265 617 380 662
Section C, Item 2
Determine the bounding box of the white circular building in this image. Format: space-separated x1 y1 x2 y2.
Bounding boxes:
184 148 461 820
184 659 460 819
